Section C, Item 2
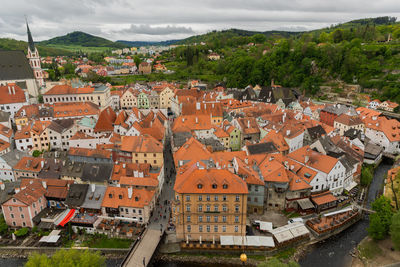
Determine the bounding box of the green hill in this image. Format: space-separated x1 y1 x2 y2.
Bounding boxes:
0 38 73 56
40 31 125 48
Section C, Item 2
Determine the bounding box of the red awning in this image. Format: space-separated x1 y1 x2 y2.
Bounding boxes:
59 209 76 227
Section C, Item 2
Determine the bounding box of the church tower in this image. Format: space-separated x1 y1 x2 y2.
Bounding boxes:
26 21 45 88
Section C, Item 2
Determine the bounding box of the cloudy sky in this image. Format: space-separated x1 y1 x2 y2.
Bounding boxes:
1 0 399 42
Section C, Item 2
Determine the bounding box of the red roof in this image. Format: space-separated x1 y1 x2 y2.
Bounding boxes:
0 84 26 104
94 107 116 132
44 84 94 95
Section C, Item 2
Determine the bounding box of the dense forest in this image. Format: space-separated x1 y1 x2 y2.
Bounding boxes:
39 31 125 48
160 16 400 103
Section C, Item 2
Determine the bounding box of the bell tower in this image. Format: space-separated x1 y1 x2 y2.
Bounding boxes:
26 20 45 88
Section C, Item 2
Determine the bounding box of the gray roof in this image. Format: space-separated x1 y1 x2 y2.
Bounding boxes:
322 104 357 116
47 119 75 134
173 131 192 148
364 142 383 158
0 111 10 122
66 184 89 208
307 125 326 140
81 184 107 210
1 150 29 168
198 138 225 152
0 181 21 204
247 142 277 155
0 51 35 80
81 162 113 183
38 159 63 179
60 160 84 179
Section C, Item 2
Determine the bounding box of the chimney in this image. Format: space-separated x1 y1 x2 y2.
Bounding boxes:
12 86 15 95
134 170 138 177
91 184 95 192
0 182 4 190
41 161 44 168
286 130 291 136
195 117 198 123
244 158 248 164
247 120 250 128
128 187 133 199
123 163 126 168
15 188 20 194
42 181 47 189
8 86 11 95
305 155 309 163
196 102 201 110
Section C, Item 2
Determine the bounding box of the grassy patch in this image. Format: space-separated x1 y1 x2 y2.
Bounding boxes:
44 44 113 53
358 239 382 260
83 234 132 248
275 247 296 260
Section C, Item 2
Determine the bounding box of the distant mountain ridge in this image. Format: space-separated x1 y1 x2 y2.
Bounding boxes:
116 40 181 47
39 31 125 48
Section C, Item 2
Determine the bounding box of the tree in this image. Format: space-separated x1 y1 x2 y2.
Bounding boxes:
0 215 8 235
257 258 299 267
391 210 400 250
14 227 29 237
332 29 344 43
134 56 141 68
361 165 374 186
32 150 41 157
25 249 105 267
368 196 394 240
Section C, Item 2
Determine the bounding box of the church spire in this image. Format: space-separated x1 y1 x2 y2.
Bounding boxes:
26 18 35 52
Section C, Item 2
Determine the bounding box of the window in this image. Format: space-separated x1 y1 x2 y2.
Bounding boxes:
187 215 191 222
199 216 203 222
198 195 202 201
21 214 24 219
199 225 203 232
222 225 226 232
212 184 217 189
235 226 239 232
187 225 191 232
186 205 191 212
19 207 22 212
214 195 218 201
186 195 190 201
235 195 240 202
197 184 203 189
223 184 228 189
214 216 218 222
198 205 202 212
206 195 210 201
206 205 210 212
222 216 227 222
206 225 210 232
214 205 218 212
119 195 123 199
9 207 12 211
10 214 14 219
235 216 239 223
214 225 218 232
206 216 210 222
235 205 239 212
223 195 227 201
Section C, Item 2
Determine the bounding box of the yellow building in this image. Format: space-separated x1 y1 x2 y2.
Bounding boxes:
120 135 164 168
158 86 175 109
172 163 248 242
120 88 138 109
43 83 111 108
30 120 51 151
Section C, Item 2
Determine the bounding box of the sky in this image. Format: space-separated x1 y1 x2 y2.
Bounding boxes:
1 0 399 42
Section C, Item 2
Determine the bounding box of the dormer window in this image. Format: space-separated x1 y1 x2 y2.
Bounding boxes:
109 194 112 198
197 184 203 189
119 195 123 199
223 184 228 189
212 184 217 189
135 196 139 201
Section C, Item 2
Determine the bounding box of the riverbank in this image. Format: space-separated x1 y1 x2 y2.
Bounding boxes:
351 236 400 267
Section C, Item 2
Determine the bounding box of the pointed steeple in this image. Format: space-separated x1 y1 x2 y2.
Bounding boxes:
26 18 35 52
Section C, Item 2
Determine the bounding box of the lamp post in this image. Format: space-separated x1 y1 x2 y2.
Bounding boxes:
240 253 247 266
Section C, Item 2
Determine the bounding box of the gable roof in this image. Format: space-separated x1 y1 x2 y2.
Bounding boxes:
0 84 27 104
120 135 163 153
102 186 154 209
288 146 339 174
94 107 116 132
0 51 34 80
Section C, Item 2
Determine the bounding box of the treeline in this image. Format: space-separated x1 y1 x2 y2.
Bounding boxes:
165 21 400 102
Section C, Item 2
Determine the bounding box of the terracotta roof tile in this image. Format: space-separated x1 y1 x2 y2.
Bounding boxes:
0 84 26 104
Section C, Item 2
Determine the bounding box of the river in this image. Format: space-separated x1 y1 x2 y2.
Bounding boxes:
298 160 392 267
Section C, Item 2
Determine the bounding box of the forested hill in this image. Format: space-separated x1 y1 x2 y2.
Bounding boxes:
163 16 400 103
39 31 125 48
0 38 73 56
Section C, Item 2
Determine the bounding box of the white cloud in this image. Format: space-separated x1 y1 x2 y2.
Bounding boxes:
0 0 399 42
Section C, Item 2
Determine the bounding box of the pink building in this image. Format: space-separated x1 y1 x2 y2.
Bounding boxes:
1 182 46 228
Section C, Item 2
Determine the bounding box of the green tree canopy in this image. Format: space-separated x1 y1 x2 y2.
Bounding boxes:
361 165 374 186
257 258 299 267
390 210 400 250
25 249 105 267
368 196 394 240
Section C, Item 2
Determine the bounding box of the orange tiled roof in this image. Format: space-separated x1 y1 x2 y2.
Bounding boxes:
44 84 94 95
0 84 26 104
120 135 163 153
111 162 151 182
53 102 99 118
174 163 248 194
173 137 211 167
94 107 116 132
12 182 46 205
288 146 339 174
68 147 112 159
102 186 155 209
261 130 289 152
172 115 212 133
14 157 44 172
311 191 338 205
335 113 363 126
234 157 264 185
